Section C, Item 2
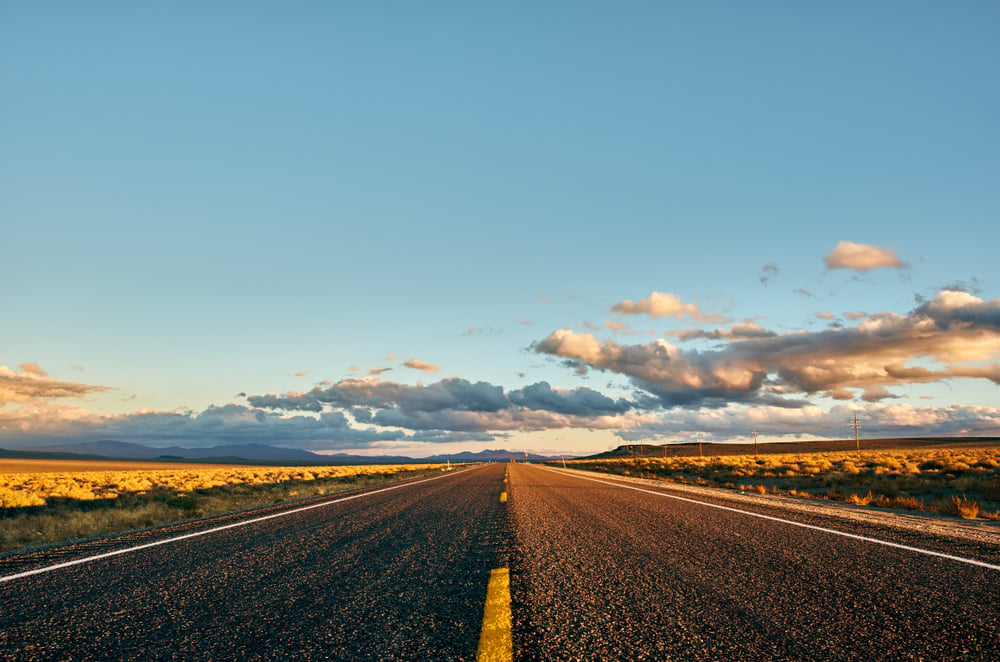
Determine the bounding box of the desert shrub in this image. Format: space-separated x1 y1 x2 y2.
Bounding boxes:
950 495 981 519
846 492 873 505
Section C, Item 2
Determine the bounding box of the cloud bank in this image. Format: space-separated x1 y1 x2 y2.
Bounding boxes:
4 286 998 451
534 290 1000 410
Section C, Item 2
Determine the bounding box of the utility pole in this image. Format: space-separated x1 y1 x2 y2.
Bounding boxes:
753 428 758 457
852 414 862 457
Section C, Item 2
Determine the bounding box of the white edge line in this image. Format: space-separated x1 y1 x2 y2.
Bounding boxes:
540 465 1000 572
1 466 477 584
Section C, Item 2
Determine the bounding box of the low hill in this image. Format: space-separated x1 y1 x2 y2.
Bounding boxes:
581 437 1000 460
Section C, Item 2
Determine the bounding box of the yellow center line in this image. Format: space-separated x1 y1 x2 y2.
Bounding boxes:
499 491 508 502
476 567 513 662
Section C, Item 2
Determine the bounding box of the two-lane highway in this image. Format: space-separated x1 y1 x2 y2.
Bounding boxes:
1 465 509 661
4 461 999 660
507 463 1000 661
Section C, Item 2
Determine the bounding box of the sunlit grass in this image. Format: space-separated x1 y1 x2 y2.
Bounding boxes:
565 447 1000 521
0 462 449 554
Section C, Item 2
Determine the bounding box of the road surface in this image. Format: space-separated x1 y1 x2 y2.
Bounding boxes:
2 462 998 660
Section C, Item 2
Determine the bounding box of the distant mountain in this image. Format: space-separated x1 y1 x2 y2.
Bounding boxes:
0 441 570 465
4 440 324 464
423 449 564 463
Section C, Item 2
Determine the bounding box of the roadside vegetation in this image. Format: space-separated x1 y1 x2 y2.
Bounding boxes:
566 447 1000 521
0 462 448 554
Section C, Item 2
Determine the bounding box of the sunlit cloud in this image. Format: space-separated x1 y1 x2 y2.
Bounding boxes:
403 358 440 374
611 291 729 324
823 240 906 272
0 363 112 405
534 290 1000 409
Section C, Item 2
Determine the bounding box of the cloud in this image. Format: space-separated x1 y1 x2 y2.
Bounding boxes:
19 362 47 376
823 241 907 272
532 329 777 408
533 290 1000 409
611 291 729 324
507 381 632 416
759 263 779 286
294 371 308 377
0 364 112 405
623 401 1000 441
0 403 414 451
403 358 440 374
933 278 984 296
666 322 777 342
246 376 643 437
465 326 501 336
249 377 510 415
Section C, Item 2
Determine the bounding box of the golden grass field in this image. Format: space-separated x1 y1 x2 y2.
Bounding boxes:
0 459 446 554
570 444 1000 521
0 459 439 508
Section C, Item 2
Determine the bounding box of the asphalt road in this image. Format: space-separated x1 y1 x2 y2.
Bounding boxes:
2 462 999 661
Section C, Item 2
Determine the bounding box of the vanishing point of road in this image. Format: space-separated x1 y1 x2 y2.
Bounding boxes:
2 463 998 660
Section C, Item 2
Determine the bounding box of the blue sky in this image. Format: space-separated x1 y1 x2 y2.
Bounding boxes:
3 3 999 456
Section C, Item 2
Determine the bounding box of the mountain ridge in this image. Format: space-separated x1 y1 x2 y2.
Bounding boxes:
0 440 568 465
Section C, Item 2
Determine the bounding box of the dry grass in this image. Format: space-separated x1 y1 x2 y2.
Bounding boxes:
951 495 981 519
0 461 449 554
564 446 1000 521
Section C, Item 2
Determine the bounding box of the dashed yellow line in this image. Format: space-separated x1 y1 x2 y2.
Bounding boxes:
476 567 513 662
499 491 508 503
